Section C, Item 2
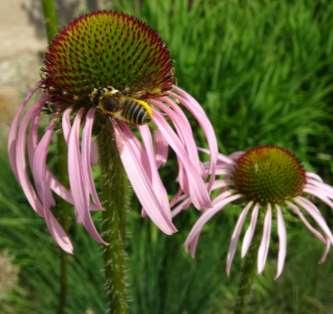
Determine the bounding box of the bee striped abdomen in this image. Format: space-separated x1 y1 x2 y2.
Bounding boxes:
122 99 151 125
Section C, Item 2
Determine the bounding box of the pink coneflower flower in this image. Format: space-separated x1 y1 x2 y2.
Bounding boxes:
8 11 217 253
183 145 333 278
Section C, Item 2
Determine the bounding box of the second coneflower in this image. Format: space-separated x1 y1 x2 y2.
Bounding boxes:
183 145 333 278
8 11 218 253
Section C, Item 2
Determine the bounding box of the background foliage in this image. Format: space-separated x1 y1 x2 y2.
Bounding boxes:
1 0 333 313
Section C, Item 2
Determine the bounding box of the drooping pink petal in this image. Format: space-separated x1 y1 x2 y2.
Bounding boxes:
31 120 73 253
32 121 56 209
62 107 72 143
81 108 102 210
172 198 191 218
275 205 287 279
113 121 176 235
14 98 46 214
170 190 188 208
212 190 236 206
306 172 323 183
241 203 260 258
286 201 326 244
287 201 331 263
226 201 253 275
27 109 73 204
67 109 106 244
152 98 202 175
139 124 172 221
306 182 333 199
152 99 204 200
319 240 331 264
304 187 333 208
257 204 272 274
153 110 211 209
154 129 169 168
294 197 333 244
228 151 244 161
170 86 218 190
42 209 74 254
7 82 42 177
184 194 242 257
199 148 234 166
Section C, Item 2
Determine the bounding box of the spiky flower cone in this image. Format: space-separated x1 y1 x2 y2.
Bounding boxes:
42 11 175 109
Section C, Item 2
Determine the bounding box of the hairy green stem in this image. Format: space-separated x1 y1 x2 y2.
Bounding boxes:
41 0 59 42
97 119 130 314
234 215 262 314
56 137 72 314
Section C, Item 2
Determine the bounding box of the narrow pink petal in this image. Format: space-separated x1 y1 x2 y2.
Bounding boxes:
68 110 106 244
241 203 260 258
306 181 333 199
226 201 253 276
153 110 211 209
49 178 73 204
172 198 191 218
139 125 172 221
32 121 56 208
294 197 333 244
154 129 168 168
68 110 86 223
152 98 202 174
170 190 187 207
275 205 287 279
7 83 41 176
287 201 331 263
27 108 73 204
304 187 333 207
184 194 242 257
31 120 73 253
257 204 272 274
211 179 229 192
228 151 244 161
14 99 46 214
286 201 326 244
43 209 74 254
319 240 331 264
199 148 234 165
212 190 236 206
170 86 218 190
113 121 176 235
153 99 204 200
306 172 323 183
62 107 72 143
81 108 103 210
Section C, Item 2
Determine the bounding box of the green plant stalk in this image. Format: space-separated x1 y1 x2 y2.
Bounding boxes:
41 2 70 314
97 119 130 314
41 0 59 42
55 137 72 314
234 215 262 314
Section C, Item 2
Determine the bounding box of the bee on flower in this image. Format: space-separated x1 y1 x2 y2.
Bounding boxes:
8 11 218 253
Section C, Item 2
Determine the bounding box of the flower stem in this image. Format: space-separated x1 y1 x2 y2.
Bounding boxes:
56 137 72 314
97 119 130 314
41 0 59 42
234 217 262 314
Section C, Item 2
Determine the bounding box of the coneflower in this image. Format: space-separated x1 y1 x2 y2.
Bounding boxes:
183 145 333 278
8 11 217 253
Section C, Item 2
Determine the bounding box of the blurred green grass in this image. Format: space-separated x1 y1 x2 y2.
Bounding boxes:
1 0 333 313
